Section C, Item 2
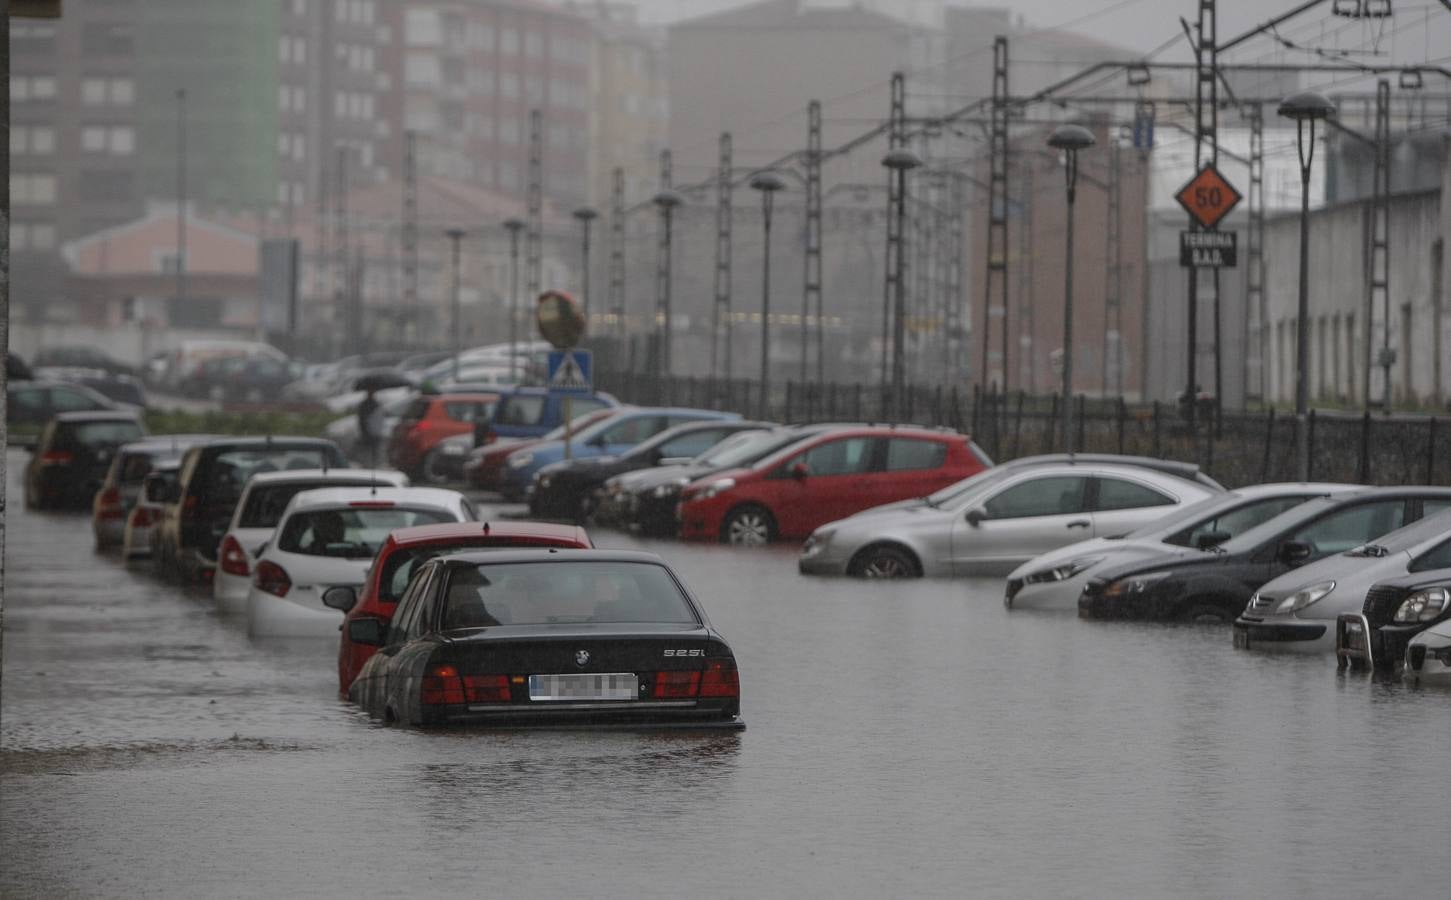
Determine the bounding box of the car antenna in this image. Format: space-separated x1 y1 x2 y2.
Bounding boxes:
370 467 378 497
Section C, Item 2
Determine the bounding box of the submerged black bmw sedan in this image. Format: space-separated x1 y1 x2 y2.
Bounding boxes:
348 549 744 729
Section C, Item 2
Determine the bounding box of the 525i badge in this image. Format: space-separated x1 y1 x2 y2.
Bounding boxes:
663 649 704 657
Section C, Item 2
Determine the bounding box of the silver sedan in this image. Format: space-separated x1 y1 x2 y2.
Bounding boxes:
798 457 1222 579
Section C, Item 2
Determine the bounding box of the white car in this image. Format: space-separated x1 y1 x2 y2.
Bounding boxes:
246 486 476 637
1233 508 1451 654
215 469 409 614
1005 483 1356 610
1406 617 1451 686
799 456 1223 579
122 463 181 561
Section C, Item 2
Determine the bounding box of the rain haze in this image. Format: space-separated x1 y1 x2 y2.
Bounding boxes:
4 0 1451 897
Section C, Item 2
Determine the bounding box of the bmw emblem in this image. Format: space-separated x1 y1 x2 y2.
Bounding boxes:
574 649 590 667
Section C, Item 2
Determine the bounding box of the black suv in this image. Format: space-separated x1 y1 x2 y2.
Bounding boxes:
1336 567 1451 677
24 411 148 510
153 437 348 580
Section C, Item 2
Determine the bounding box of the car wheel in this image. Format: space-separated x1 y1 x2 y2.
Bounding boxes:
722 505 775 546
421 451 450 485
1182 601 1231 624
849 545 921 579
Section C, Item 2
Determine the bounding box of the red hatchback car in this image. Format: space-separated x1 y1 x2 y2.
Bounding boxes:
678 426 991 545
388 392 499 478
333 521 593 696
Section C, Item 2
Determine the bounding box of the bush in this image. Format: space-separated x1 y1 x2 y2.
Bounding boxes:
146 408 338 439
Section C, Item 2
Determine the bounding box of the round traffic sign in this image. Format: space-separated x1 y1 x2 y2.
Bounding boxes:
536 290 586 349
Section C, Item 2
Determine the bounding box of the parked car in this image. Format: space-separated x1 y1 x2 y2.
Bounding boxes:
153 437 349 582
681 425 991 548
387 391 500 480
123 462 181 561
1233 508 1451 654
24 411 147 510
213 468 410 614
1336 567 1451 678
481 387 620 444
1080 488 1451 624
31 345 135 377
92 435 214 550
799 454 1219 577
191 355 302 402
1405 617 1451 686
598 425 835 536
347 549 744 729
464 408 622 491
1005 482 1356 609
501 407 740 502
34 367 148 409
161 339 287 393
331 520 594 697
246 487 475 637
529 421 773 520
324 388 417 462
7 380 115 446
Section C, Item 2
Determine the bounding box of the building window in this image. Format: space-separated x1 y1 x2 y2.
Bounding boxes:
111 78 135 105
11 174 57 205
500 73 518 99
406 9 442 47
525 33 542 58
405 53 441 87
501 28 518 54
81 126 107 152
11 75 58 102
109 127 135 155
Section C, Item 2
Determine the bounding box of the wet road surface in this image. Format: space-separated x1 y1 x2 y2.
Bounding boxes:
3 449 1449 898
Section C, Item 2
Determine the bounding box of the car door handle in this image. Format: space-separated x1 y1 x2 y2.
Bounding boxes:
1067 520 1091 529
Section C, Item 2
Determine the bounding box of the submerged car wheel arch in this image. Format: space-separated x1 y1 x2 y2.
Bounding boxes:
1172 572 1247 622
848 542 923 578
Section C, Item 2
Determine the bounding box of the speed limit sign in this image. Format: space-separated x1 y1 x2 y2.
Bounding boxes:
1175 165 1242 230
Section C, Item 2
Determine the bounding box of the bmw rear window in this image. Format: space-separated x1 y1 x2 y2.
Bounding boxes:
442 561 699 629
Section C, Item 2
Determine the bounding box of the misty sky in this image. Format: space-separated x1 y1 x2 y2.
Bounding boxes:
632 0 1451 65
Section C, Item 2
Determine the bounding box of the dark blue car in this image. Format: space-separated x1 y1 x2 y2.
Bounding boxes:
480 387 620 444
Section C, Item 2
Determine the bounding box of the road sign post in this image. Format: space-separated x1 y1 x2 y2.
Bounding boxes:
1175 165 1243 230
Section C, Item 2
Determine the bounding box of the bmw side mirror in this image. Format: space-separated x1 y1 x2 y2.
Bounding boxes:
965 508 985 527
347 616 385 646
1194 530 1231 550
1278 540 1313 566
790 462 810 481
323 586 358 612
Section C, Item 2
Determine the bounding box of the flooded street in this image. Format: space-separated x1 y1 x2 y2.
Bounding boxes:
3 450 1448 898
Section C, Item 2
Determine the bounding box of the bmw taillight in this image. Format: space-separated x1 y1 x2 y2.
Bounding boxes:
422 666 509 705
219 535 250 577
463 674 510 702
39 450 74 466
253 560 291 597
96 486 125 519
652 670 702 699
699 659 740 698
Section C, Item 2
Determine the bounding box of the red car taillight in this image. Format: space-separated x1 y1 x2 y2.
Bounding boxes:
130 506 157 528
699 659 740 698
652 670 702 699
96 486 125 518
422 666 510 705
253 560 291 597
219 535 250 577
181 495 199 521
39 450 74 466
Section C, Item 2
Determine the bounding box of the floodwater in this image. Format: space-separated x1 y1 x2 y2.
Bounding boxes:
2 450 1448 898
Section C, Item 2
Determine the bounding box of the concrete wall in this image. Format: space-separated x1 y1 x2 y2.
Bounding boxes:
1262 184 1446 408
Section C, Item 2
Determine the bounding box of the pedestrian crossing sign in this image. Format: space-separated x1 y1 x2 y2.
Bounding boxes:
547 349 592 393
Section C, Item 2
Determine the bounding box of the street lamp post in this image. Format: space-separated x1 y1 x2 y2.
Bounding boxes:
882 148 922 418
573 206 598 324
1046 123 1096 452
502 217 525 383
445 227 467 382
653 189 684 382
1278 90 1334 480
750 171 787 417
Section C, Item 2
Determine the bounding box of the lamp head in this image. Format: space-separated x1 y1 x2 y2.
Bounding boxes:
749 170 788 193
1277 90 1335 122
1047 123 1096 152
502 217 526 233
572 206 599 222
652 189 684 209
881 148 923 171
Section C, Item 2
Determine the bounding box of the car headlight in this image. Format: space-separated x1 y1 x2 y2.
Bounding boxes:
698 478 736 500
801 528 835 557
1393 586 1449 624
1027 556 1103 584
652 482 684 498
1275 581 1336 614
537 475 552 489
508 451 534 469
1102 571 1172 598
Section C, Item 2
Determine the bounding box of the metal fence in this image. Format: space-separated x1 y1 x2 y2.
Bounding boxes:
592 369 1449 490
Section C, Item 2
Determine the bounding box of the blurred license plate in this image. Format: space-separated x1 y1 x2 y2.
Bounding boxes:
528 673 637 701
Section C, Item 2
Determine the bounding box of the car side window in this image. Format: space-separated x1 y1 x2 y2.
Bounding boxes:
601 416 660 445
49 387 101 412
389 565 435 645
885 438 947 472
659 430 726 459
984 476 1089 519
1420 498 1451 518
1410 536 1451 572
1169 496 1307 547
1093 477 1176 512
799 437 875 477
1291 500 1406 557
499 395 546 426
